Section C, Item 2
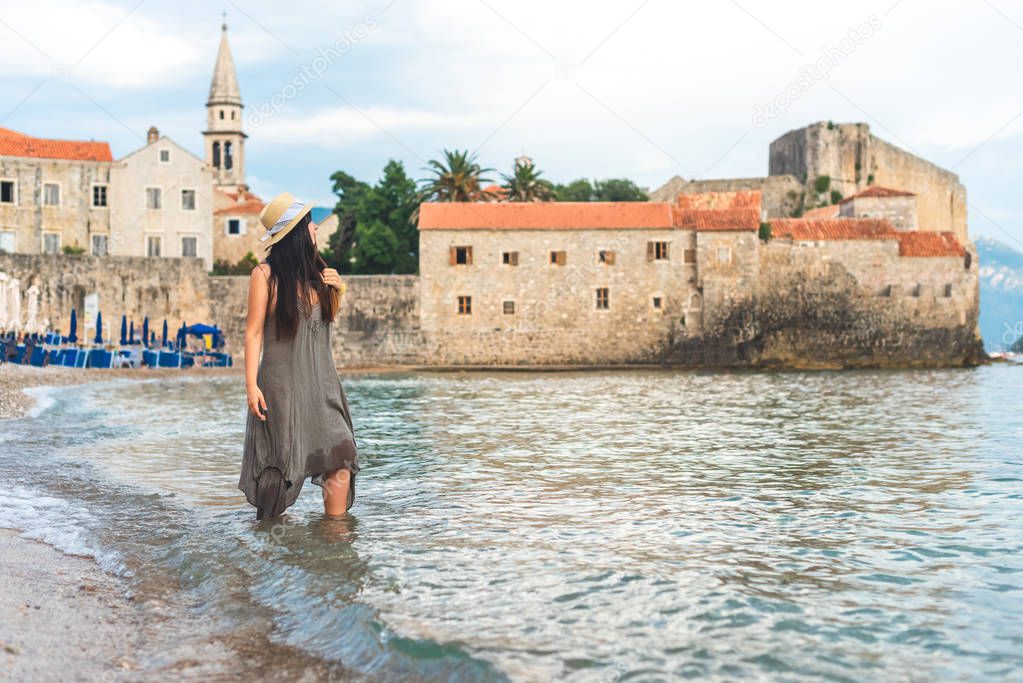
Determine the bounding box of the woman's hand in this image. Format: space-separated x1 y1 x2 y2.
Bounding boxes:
248 386 268 421
321 267 344 294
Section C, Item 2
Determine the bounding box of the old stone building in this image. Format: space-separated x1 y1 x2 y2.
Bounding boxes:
416 188 980 367
653 121 967 242
0 128 114 257
206 22 268 266
109 128 215 266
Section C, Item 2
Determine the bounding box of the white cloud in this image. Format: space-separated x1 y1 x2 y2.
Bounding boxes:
252 105 491 146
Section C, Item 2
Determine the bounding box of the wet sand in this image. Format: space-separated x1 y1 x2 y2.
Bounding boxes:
1 364 355 681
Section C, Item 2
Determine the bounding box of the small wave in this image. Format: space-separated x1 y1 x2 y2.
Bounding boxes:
22 385 61 418
0 483 122 574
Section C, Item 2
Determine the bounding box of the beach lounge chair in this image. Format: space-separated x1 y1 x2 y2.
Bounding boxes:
87 349 114 368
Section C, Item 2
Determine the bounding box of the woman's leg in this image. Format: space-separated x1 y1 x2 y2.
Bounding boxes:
322 468 351 516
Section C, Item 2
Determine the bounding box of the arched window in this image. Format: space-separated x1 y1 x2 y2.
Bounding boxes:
212 141 221 168
224 142 233 170
687 292 702 310
219 109 224 120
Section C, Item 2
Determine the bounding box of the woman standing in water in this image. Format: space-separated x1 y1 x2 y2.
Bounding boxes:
238 192 360 520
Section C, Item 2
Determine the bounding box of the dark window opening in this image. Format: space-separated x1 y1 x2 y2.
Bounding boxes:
502 251 519 266
450 246 473 265
596 287 609 310
0 181 14 203
550 250 566 265
503 301 515 314
457 295 472 314
599 250 616 265
212 142 221 168
652 296 662 309
224 141 233 170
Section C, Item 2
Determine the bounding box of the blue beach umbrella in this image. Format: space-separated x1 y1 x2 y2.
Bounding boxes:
129 320 135 344
68 309 78 343
120 315 128 346
95 312 103 344
142 317 149 348
161 320 168 347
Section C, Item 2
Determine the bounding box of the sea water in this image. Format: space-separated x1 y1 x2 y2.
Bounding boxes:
1 367 1021 681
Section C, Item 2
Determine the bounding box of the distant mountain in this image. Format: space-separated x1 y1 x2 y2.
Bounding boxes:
976 236 1023 351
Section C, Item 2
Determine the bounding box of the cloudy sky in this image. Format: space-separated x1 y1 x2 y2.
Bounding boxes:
1 0 1021 247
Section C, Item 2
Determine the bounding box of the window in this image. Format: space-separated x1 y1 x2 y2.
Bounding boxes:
944 283 953 298
647 241 669 261
147 235 161 257
503 300 515 314
92 184 108 208
212 141 221 168
457 295 472 315
502 251 519 266
595 287 609 309
219 109 225 120
226 218 242 235
146 187 162 210
181 189 196 211
550 250 566 266
91 234 108 256
652 296 662 309
717 246 731 263
43 183 60 207
231 110 236 120
181 236 197 258
159 149 170 163
0 231 14 253
42 232 60 254
449 246 473 265
684 249 696 264
688 292 702 310
878 285 892 298
599 250 616 265
1 180 16 204
224 141 233 170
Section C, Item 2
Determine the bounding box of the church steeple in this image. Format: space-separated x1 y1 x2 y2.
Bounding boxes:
203 21 247 192
208 22 242 107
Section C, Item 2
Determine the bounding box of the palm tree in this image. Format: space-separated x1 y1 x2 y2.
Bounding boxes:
501 157 555 202
417 149 496 203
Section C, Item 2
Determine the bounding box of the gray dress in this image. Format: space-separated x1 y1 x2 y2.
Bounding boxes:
239 298 360 519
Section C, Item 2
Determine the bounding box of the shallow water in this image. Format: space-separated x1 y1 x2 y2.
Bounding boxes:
2 367 1022 681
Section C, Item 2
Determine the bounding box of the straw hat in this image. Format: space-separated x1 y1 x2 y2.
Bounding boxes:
259 192 312 251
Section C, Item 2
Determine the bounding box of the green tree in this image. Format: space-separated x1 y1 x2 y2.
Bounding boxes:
593 178 648 201
553 178 647 202
416 149 496 205
553 178 595 201
501 159 555 202
323 161 419 275
323 171 371 272
350 219 399 274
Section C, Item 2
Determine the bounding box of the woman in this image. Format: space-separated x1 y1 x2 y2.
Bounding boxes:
238 192 360 520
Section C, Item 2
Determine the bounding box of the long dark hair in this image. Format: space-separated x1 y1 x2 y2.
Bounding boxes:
264 213 338 340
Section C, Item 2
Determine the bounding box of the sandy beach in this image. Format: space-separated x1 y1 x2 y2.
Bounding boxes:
0 364 351 681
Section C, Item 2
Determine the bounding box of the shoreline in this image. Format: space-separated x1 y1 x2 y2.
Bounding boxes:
0 529 343 681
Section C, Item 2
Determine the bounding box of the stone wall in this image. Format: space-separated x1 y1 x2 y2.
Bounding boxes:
0 253 210 339
208 273 424 367
419 227 694 364
769 122 967 240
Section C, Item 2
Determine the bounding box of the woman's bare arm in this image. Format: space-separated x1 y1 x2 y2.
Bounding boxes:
245 264 270 419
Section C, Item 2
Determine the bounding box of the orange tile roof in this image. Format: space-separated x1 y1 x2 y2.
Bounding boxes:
418 201 675 230
0 127 112 162
215 200 264 216
672 190 761 231
802 204 840 219
895 231 965 257
770 218 965 257
770 218 898 241
838 185 915 204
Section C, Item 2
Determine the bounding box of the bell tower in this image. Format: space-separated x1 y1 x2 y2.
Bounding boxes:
204 21 247 192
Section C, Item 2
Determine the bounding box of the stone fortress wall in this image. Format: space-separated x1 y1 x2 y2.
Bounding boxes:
768 122 967 241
